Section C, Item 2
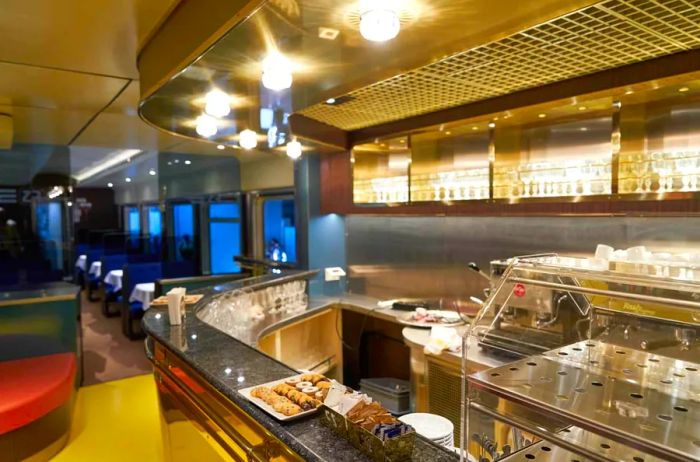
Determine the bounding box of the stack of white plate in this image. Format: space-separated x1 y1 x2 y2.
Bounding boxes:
398 413 454 448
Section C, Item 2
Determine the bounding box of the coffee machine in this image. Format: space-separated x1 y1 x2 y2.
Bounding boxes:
475 259 589 357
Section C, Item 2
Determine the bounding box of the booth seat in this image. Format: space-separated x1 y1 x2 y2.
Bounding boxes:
85 248 104 302
121 262 162 340
0 334 77 462
100 254 128 318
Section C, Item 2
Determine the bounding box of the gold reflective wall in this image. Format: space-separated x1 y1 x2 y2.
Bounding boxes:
352 138 410 204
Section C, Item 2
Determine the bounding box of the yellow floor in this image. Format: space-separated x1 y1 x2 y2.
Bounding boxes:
51 374 164 462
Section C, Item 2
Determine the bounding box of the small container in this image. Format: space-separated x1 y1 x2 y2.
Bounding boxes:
321 405 415 462
359 378 410 415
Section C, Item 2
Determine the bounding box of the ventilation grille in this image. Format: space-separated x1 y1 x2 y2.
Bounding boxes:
426 358 462 445
298 0 700 131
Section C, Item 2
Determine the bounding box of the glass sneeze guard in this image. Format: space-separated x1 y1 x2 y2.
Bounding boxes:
461 254 700 462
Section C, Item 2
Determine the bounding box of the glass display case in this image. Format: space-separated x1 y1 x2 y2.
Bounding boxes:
461 253 700 462
410 129 490 202
493 117 613 200
352 138 410 204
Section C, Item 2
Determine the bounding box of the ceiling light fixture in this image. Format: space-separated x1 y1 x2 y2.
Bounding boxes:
217 144 225 150
488 122 496 129
195 114 218 138
185 160 192 165
359 0 401 42
538 113 547 118
73 149 142 183
679 86 690 93
125 177 132 183
66 201 73 207
239 129 258 150
286 139 303 160
578 106 587 111
326 98 337 105
204 89 231 118
107 182 113 188
148 169 157 176
262 52 293 91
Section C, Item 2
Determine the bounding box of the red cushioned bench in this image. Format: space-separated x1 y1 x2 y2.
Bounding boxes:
0 352 76 461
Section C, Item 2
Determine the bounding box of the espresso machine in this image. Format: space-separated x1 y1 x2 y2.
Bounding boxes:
474 259 589 357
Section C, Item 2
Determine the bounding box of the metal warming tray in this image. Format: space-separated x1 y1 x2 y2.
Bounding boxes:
462 254 700 462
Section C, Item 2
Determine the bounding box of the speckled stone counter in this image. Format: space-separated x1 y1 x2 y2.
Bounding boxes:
143 273 459 462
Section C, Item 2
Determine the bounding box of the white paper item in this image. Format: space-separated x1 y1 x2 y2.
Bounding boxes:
323 381 347 409
167 287 187 325
424 326 461 355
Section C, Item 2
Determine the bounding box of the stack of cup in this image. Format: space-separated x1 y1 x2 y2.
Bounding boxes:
167 287 187 325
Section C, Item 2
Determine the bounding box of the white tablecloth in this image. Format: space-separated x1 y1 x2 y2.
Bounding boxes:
104 269 124 292
75 255 87 271
88 261 102 278
129 282 155 310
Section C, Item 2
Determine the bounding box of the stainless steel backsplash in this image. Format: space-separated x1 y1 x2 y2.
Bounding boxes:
345 215 700 299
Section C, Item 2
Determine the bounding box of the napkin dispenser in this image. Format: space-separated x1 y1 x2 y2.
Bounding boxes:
167 287 187 325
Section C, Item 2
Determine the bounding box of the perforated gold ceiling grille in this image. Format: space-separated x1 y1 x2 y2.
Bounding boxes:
298 0 700 131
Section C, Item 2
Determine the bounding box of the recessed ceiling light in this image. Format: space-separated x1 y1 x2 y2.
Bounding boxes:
400 139 406 143
125 177 132 183
488 122 496 129
445 131 452 135
326 98 337 105
217 144 225 150
204 89 231 118
318 27 340 40
578 106 587 111
538 113 547 118
107 182 113 188
174 159 179 164
580 127 589 132
472 126 478 131
185 160 192 165
66 201 73 207
625 89 634 95
262 52 293 91
239 129 258 150
679 86 690 93
359 0 401 42
148 169 156 176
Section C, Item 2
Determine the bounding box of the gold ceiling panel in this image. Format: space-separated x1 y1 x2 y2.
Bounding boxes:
298 0 700 131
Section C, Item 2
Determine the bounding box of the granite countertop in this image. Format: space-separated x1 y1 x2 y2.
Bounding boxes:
143 273 461 462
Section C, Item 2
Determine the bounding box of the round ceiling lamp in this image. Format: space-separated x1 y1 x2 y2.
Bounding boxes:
239 129 258 150
195 114 218 138
359 0 401 42
286 139 303 160
261 52 293 91
204 89 231 118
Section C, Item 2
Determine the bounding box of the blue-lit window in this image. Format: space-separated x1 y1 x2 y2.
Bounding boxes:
127 207 140 237
263 198 296 263
209 202 242 274
172 203 195 261
147 205 162 255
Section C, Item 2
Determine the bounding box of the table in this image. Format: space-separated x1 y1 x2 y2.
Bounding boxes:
129 283 155 310
88 261 102 279
75 255 86 272
104 269 123 292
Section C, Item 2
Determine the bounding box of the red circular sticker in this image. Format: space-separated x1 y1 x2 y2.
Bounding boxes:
513 283 526 297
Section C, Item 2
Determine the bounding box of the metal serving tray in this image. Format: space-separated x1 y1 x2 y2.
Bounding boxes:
498 426 665 462
469 341 700 462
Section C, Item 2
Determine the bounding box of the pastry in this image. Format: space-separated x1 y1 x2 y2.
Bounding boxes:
317 381 332 390
300 373 329 385
273 383 321 411
295 381 313 390
285 377 302 387
302 386 319 397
